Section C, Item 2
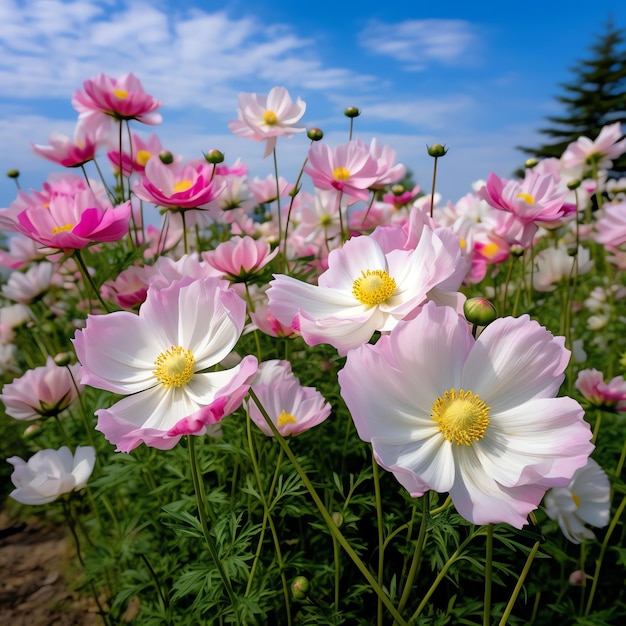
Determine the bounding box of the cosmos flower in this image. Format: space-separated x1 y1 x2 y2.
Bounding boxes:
544 458 610 543
575 368 626 412
72 277 257 452
338 301 593 528
561 122 626 173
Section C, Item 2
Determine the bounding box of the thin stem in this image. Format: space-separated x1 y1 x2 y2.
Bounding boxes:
73 249 112 313
282 156 308 270
498 540 541 626
484 524 494 626
429 157 438 218
187 435 240 624
247 389 408 626
371 453 384 626
180 210 189 255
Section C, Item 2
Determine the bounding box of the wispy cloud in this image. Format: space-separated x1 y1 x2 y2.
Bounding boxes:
359 19 482 71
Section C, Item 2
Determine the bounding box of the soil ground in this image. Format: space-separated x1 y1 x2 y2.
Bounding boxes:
0 511 100 626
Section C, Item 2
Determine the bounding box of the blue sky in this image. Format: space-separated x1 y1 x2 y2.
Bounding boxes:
1 0 625 211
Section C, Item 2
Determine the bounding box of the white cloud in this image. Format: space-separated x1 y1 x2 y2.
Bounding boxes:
359 19 482 71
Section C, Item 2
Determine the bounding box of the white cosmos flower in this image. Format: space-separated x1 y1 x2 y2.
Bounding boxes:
72 276 257 452
338 302 593 528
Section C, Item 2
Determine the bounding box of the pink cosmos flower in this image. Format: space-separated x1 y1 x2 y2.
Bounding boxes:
228 86 306 157
107 133 172 177
248 175 295 205
31 121 104 168
7 446 95 505
0 356 83 420
72 73 162 131
561 122 626 172
364 138 407 189
304 141 380 201
544 458 610 544
575 368 626 412
13 188 131 252
338 302 593 528
267 222 463 355
132 157 225 211
202 236 278 281
245 360 331 436
594 201 626 249
1 262 58 304
72 277 258 452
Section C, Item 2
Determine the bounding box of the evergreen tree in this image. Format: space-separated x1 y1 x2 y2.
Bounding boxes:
518 20 626 176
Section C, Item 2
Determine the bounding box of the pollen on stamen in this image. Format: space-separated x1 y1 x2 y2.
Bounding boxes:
51 223 74 235
277 410 297 426
333 166 350 181
153 346 195 388
136 150 152 167
173 179 193 193
517 192 535 205
263 110 278 126
431 388 490 446
352 269 397 307
113 88 129 99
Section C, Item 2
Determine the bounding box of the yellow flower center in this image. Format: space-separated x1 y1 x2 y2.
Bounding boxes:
51 223 74 235
136 150 152 167
173 179 193 193
517 192 535 205
263 110 278 126
352 269 397 306
333 166 351 181
431 388 490 446
277 410 297 426
572 493 581 508
153 346 195 388
113 88 129 99
481 242 500 258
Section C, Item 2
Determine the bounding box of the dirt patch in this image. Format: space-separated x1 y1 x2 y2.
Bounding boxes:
0 511 101 626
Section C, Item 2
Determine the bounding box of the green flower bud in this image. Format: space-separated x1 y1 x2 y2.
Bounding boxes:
159 151 174 165
391 184 405 196
525 158 539 169
6 169 20 179
291 576 309 600
427 144 448 158
307 127 324 141
344 106 361 118
463 297 497 327
204 149 225 164
331 511 344 527
54 352 73 367
567 179 582 190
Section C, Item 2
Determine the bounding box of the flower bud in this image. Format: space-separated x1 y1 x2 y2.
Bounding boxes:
427 144 448 158
391 184 405 196
159 151 174 165
331 511 344 527
307 127 324 141
464 297 497 327
54 352 73 367
6 169 20 179
344 106 360 118
568 570 586 586
567 179 582 191
291 576 309 600
510 244 525 257
525 158 538 169
204 149 225 164
24 423 42 439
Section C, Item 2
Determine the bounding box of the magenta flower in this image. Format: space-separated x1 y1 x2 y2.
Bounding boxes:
107 133 171 177
13 188 131 252
7 446 95 505
72 73 162 128
228 86 306 157
72 277 258 452
338 302 593 528
304 141 380 201
31 121 103 168
132 157 225 211
245 360 331 436
575 368 626 412
203 236 278 281
0 356 83 421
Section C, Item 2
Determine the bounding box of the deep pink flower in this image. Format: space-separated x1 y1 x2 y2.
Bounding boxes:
304 141 380 201
31 121 103 168
338 301 593 528
72 73 162 128
576 368 626 412
107 133 172 176
132 157 225 211
13 189 131 252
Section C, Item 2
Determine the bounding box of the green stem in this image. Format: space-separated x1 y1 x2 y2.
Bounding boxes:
484 524 494 626
247 389 408 626
187 435 240 624
429 157 438 218
498 540 541 625
591 409 603 445
73 249 112 313
372 452 385 626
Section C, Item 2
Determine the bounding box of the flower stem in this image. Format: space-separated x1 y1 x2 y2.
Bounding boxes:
372 452 384 626
73 249 112 313
187 435 240 624
247 389 408 626
483 524 494 626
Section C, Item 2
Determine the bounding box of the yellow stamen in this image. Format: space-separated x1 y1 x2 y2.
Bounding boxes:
173 179 193 193
263 110 278 126
459 237 467 250
481 242 500 258
333 166 350 181
277 410 297 426
517 192 535 205
153 346 195 388
431 388 490 446
352 269 396 306
113 88 129 99
572 493 581 508
136 150 152 167
51 223 74 235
